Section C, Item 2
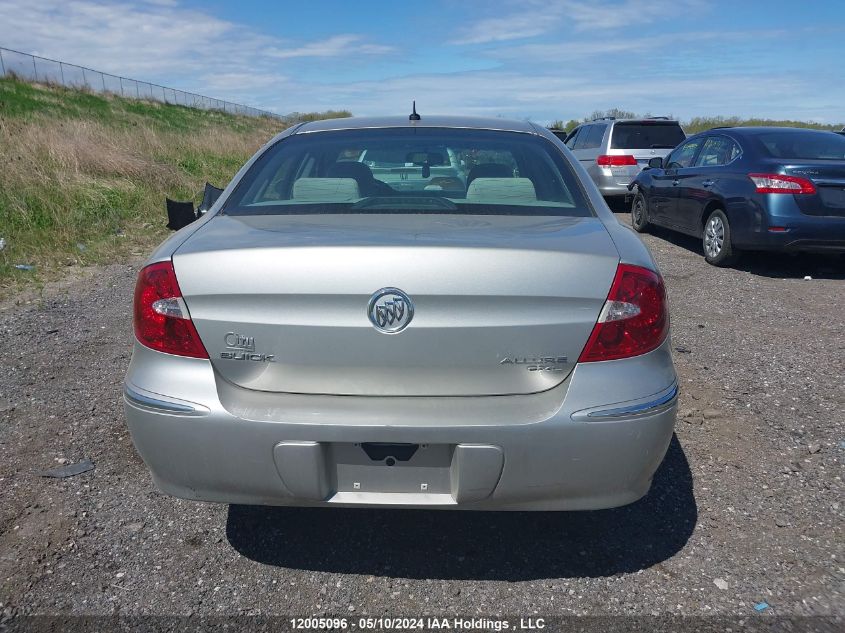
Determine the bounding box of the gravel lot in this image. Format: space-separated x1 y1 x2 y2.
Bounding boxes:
0 210 842 625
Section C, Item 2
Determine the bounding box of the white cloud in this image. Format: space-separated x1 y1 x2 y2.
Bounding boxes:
266 35 394 60
452 11 553 45
486 28 784 62
270 68 827 124
453 0 707 44
0 0 393 107
0 0 841 123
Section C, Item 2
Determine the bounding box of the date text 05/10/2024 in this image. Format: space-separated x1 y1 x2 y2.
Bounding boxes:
289 617 546 631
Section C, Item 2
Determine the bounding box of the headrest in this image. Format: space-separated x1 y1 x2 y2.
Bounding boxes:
465 178 537 203
326 161 374 182
467 163 512 186
292 178 360 202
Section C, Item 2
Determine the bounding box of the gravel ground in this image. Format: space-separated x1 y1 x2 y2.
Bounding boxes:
0 212 842 624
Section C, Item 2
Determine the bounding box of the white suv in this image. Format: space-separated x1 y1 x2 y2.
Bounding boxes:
555 118 686 200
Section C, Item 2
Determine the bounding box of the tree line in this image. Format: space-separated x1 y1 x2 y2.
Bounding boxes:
549 109 844 134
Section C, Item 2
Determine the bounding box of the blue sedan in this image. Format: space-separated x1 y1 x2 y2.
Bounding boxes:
629 126 845 265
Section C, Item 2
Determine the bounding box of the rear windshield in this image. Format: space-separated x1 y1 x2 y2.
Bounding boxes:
223 128 592 217
755 130 845 160
610 122 686 150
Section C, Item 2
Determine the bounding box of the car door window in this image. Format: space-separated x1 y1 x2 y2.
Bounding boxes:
582 124 606 150
694 136 741 167
565 127 584 149
666 138 703 168
573 125 594 150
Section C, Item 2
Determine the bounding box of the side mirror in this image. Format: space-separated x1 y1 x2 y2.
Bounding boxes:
647 157 664 169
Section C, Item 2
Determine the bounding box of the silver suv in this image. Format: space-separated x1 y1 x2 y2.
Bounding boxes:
554 118 686 199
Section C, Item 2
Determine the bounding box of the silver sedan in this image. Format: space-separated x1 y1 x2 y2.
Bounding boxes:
124 114 677 511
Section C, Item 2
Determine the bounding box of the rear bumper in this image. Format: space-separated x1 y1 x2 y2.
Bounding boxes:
591 167 641 197
123 341 677 511
597 184 632 197
733 202 845 252
737 222 845 252
596 180 634 197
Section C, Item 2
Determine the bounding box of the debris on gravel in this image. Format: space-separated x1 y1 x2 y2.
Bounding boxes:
37 459 95 479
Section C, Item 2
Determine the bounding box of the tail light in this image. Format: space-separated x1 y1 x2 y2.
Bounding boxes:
578 264 669 363
133 261 208 358
597 154 637 167
749 173 816 194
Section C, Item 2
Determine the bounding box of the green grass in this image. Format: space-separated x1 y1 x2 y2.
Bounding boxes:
0 75 350 295
0 77 111 119
0 76 269 133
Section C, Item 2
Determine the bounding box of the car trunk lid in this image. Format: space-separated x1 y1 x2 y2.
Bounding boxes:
782 160 845 217
172 213 620 396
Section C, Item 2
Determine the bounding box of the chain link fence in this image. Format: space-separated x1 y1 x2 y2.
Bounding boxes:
0 46 280 119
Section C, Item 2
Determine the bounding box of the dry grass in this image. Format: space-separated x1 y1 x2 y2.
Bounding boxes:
0 76 286 295
4 119 162 185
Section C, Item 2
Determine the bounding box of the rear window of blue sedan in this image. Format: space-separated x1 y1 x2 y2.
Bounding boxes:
755 130 845 160
223 128 592 217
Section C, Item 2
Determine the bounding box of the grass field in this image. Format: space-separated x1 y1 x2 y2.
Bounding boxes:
0 76 295 295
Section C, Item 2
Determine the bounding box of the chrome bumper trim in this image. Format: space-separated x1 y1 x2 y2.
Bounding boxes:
572 383 678 421
123 385 206 415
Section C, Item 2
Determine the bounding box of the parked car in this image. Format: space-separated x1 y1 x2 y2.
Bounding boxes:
629 126 845 265
124 114 677 511
560 118 686 200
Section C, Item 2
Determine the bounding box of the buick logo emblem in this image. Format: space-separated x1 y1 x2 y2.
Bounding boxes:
367 287 414 334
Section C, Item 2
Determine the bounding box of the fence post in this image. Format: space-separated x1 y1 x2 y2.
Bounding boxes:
32 55 38 81
59 61 65 86
102 73 106 92
0 48 5 76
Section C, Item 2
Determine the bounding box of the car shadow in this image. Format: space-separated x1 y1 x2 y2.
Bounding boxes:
225 435 696 581
614 211 845 280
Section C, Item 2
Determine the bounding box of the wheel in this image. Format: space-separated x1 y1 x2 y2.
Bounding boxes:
631 192 650 233
703 209 739 266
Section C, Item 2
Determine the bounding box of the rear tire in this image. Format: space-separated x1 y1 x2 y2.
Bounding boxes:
703 209 739 266
631 193 650 233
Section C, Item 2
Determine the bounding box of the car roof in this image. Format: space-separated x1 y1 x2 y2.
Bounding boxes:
293 115 538 135
591 118 680 125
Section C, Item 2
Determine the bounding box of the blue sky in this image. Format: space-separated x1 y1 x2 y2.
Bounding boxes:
1 0 843 124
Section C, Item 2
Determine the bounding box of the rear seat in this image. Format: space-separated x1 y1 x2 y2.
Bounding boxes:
465 177 537 203
292 178 361 202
